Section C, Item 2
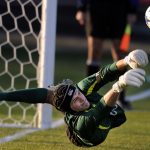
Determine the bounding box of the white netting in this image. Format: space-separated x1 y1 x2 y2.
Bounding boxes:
0 0 42 127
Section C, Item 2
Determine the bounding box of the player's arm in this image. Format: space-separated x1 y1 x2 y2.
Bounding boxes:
77 49 148 95
77 68 146 127
77 59 129 95
72 69 146 131
97 49 149 82
104 49 148 106
0 88 49 104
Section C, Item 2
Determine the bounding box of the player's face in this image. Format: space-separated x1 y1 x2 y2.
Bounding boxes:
70 89 90 112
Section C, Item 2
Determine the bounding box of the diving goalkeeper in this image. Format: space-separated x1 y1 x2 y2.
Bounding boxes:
0 49 148 147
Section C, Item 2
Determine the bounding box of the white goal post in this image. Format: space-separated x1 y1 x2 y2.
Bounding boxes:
0 0 57 128
37 0 57 128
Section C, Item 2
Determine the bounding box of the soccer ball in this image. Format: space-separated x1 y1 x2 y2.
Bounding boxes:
145 6 150 28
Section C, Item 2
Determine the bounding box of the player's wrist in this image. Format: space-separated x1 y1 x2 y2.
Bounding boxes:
123 56 129 66
112 82 124 93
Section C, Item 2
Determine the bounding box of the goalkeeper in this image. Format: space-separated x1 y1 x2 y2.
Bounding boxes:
0 49 148 147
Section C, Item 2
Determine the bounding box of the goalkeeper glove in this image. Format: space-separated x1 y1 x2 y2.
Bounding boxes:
112 68 146 92
124 49 149 69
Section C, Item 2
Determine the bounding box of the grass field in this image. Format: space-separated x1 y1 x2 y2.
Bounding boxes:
1 109 150 149
0 43 150 150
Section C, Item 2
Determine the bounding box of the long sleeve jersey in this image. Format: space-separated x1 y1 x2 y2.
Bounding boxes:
64 62 126 147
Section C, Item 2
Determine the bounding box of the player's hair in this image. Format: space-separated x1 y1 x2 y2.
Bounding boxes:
49 79 76 112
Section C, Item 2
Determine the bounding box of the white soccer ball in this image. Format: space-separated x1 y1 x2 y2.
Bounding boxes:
145 6 150 28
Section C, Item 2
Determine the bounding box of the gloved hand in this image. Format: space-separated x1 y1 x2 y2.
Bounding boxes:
124 49 149 69
112 68 146 92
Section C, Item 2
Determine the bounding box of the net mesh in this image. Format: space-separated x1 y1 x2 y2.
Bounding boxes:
0 0 42 127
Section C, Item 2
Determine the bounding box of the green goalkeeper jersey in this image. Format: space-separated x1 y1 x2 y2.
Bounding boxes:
64 62 126 147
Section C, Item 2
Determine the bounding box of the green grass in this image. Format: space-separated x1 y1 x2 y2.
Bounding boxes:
1 111 150 150
0 45 150 149
0 128 22 139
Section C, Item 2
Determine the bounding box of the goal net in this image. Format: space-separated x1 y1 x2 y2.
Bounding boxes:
0 0 57 128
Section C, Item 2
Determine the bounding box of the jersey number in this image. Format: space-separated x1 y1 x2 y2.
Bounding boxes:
110 105 118 116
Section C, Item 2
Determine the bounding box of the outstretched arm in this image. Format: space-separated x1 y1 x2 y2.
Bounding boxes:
97 49 149 82
103 89 120 107
77 61 128 95
0 88 49 104
77 49 149 95
96 59 127 82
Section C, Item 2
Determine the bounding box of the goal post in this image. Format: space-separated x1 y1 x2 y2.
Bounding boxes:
0 0 57 128
37 0 58 128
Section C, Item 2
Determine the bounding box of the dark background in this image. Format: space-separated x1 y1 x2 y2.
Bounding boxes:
0 0 150 43
56 0 150 43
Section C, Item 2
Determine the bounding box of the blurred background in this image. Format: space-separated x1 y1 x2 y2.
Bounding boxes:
56 0 150 80
57 0 150 44
55 0 150 90
0 0 150 81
